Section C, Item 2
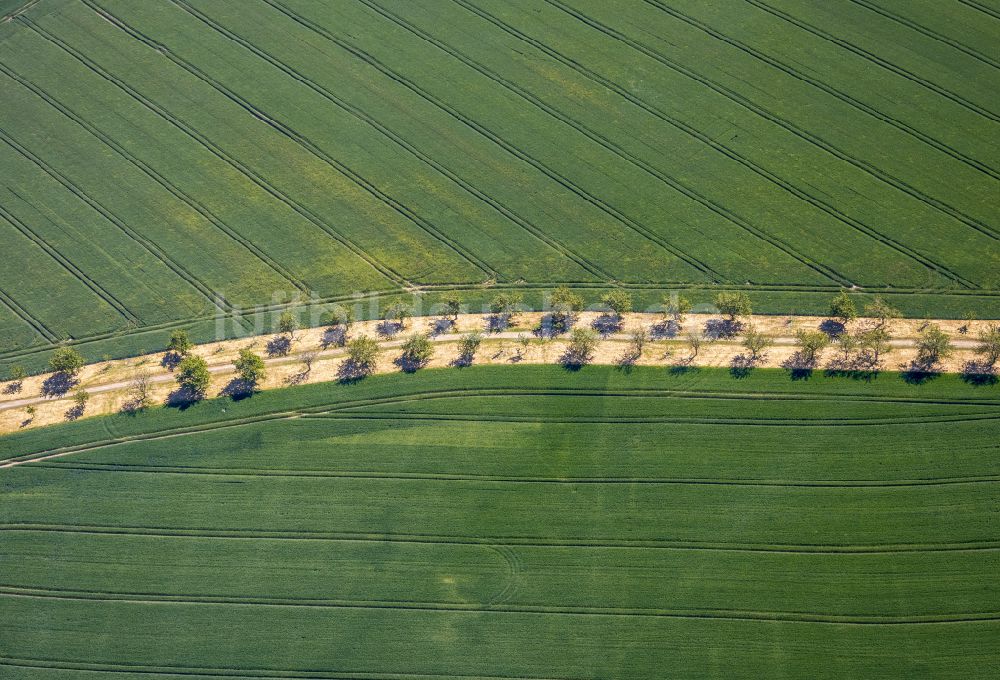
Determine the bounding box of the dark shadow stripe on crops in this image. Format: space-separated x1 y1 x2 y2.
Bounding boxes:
0 120 235 319
165 1 611 283
0 64 311 295
847 0 1000 71
259 0 722 284
3 585 997 625
83 1 498 283
546 0 1000 243
0 656 572 680
357 0 851 286
958 0 1000 21
637 0 1000 184
0 200 140 324
4 524 999 555
22 12 410 290
30 462 1000 488
447 0 984 287
744 0 1000 122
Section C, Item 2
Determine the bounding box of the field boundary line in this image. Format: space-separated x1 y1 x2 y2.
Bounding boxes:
358 0 849 285
449 0 981 287
4 523 999 555
86 0 498 282
0 62 312 295
3 585 998 624
0 199 140 323
640 0 1000 183
262 0 721 283
0 122 236 321
169 0 609 282
32 462 1000 488
848 0 1000 71
547 0 1000 243
25 11 411 290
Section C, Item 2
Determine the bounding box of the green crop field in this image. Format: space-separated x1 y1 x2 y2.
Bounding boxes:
0 0 998 373
1 366 998 677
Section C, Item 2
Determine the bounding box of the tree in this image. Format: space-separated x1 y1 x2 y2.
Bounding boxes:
550 285 583 329
856 327 892 367
974 323 1000 367
25 405 36 422
167 329 193 357
629 328 648 357
864 296 900 329
565 327 598 365
176 355 211 399
516 333 531 358
300 349 320 375
6 365 26 392
836 332 859 363
663 295 692 323
399 333 434 370
601 289 632 318
326 306 353 331
714 291 752 321
72 388 89 414
489 292 523 321
234 349 266 387
829 290 857 325
278 310 299 338
49 347 84 376
346 335 381 372
686 331 703 360
457 331 482 362
795 329 830 365
384 302 411 329
442 295 462 320
915 324 952 368
125 368 154 412
741 324 773 361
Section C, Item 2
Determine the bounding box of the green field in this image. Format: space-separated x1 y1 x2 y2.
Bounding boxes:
2 365 999 677
0 0 998 373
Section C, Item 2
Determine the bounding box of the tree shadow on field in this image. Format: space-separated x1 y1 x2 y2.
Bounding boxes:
782 352 815 381
704 319 742 340
900 360 941 386
266 335 292 358
485 313 511 334
591 313 622 337
430 318 454 337
41 372 77 398
64 403 85 421
559 347 592 371
337 359 373 384
321 327 346 349
161 352 182 371
961 361 998 387
377 320 404 338
166 386 203 410
729 354 755 379
649 320 679 340
535 313 574 339
394 354 429 374
221 378 256 401
668 363 698 377
818 319 846 338
823 357 879 383
3 381 23 395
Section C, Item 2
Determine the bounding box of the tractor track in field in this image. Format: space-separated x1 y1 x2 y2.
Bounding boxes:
639 0 1000 182
24 12 412 290
0 62 312 296
83 0 499 283
847 0 1000 72
548 0 1000 243
0 197 141 324
744 0 1000 123
0 123 237 321
262 0 725 284
4 523 1000 555
26 461 1000 488
2 583 998 624
357 0 848 286
958 0 1000 22
167 0 611 283
445 0 981 288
